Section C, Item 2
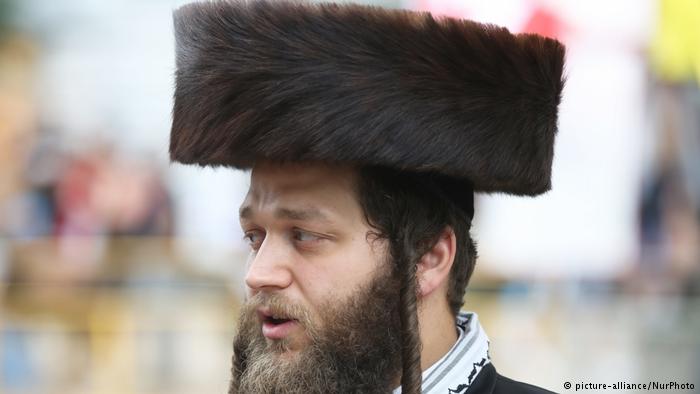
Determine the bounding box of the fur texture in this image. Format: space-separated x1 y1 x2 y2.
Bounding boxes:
171 0 565 196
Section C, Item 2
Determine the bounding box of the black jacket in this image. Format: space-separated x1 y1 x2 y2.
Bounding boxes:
463 364 557 394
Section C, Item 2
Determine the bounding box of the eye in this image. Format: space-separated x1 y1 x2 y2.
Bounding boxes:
243 230 265 250
292 229 321 243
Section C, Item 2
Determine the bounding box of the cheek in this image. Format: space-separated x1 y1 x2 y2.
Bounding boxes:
295 235 385 311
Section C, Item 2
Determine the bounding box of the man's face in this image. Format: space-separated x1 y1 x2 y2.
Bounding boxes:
231 162 402 393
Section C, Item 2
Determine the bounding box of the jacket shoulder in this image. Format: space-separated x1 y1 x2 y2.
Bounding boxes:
466 363 556 394
493 373 557 394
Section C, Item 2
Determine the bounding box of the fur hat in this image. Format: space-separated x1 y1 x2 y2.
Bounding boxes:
170 0 565 196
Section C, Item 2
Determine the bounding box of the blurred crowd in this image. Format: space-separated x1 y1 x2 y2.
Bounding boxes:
637 0 700 294
0 14 174 284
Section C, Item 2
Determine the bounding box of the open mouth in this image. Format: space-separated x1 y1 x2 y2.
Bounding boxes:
265 315 293 325
258 309 298 339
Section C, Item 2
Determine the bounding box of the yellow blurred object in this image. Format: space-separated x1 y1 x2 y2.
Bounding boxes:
89 295 137 394
651 0 700 83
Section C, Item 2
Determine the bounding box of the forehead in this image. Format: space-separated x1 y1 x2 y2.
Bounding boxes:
241 162 361 220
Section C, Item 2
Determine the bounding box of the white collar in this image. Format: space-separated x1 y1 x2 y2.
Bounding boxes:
393 311 491 394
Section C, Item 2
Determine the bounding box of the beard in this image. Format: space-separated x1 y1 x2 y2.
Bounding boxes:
228 266 403 394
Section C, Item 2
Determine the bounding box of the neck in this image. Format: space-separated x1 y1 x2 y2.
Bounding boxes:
391 294 458 389
417 297 458 371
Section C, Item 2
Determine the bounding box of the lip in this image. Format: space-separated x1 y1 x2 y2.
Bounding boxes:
262 319 298 339
257 308 298 339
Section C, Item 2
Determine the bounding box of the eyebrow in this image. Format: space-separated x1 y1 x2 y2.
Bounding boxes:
239 205 331 222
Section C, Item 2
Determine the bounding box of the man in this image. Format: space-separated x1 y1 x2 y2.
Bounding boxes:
169 1 565 393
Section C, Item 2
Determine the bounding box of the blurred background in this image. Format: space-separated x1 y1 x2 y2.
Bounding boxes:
0 0 698 393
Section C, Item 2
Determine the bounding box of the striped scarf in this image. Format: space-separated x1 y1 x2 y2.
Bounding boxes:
393 311 491 394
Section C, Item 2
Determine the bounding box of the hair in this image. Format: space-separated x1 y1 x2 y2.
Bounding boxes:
354 166 478 394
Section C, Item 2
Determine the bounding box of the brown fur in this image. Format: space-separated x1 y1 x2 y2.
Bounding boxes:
170 0 565 196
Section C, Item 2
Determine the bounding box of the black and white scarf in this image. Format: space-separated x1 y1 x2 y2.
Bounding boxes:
393 311 491 394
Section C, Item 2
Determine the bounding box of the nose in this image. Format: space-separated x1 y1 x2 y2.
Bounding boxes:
244 235 293 292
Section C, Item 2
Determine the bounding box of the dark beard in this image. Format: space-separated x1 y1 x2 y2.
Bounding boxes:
229 268 403 394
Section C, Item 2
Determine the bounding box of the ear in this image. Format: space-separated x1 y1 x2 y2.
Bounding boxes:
416 226 456 298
